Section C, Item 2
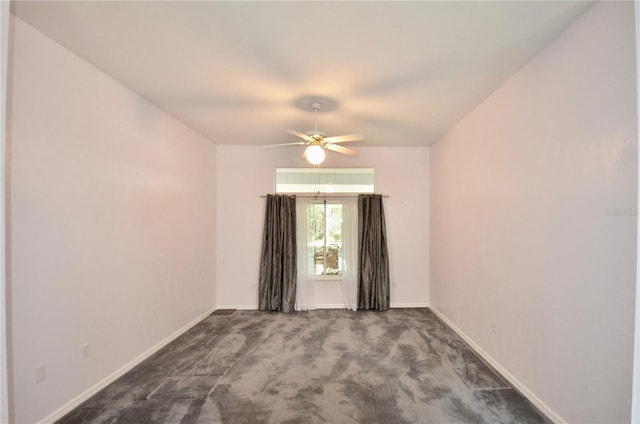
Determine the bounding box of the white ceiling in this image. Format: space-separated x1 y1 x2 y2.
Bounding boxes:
11 1 593 147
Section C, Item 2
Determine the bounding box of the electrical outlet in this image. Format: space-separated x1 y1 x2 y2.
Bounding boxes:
491 321 498 334
82 343 90 359
35 364 46 383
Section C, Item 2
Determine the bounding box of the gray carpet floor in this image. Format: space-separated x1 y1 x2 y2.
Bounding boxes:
56 308 550 423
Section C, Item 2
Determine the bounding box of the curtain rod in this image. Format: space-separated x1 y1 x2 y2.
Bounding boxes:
260 193 390 198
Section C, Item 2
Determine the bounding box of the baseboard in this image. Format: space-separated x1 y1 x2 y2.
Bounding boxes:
215 304 258 310
215 303 430 310
316 304 350 309
429 306 565 424
215 304 351 310
216 303 430 310
38 306 217 424
391 302 429 308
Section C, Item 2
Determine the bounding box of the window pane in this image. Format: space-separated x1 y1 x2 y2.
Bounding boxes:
311 203 343 276
326 204 342 275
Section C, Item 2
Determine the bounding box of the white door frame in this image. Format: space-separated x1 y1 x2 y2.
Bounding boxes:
0 1 9 423
632 3 640 423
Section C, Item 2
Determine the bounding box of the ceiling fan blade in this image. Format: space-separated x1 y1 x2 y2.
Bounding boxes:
323 133 364 144
326 143 359 157
288 130 314 142
263 141 306 148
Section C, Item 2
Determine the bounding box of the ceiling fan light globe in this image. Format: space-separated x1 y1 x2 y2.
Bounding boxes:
305 145 325 165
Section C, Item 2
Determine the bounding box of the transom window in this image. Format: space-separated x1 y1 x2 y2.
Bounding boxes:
276 168 374 194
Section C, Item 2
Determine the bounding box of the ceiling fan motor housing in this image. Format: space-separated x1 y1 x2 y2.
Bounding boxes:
307 133 325 144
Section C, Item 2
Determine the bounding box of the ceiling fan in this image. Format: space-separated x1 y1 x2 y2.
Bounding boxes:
268 102 364 165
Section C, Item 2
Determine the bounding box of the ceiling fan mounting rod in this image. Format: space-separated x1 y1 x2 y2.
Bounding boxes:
311 101 322 135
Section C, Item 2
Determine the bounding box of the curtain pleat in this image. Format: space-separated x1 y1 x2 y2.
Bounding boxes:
358 194 390 311
258 194 297 313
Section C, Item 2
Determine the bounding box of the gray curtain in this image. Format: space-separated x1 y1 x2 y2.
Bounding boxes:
358 194 390 311
258 194 297 313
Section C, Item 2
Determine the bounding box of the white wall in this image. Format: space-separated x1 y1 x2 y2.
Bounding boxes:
216 145 429 309
7 17 217 423
430 2 636 423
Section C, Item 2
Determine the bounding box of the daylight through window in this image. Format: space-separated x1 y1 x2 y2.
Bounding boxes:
311 202 343 276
